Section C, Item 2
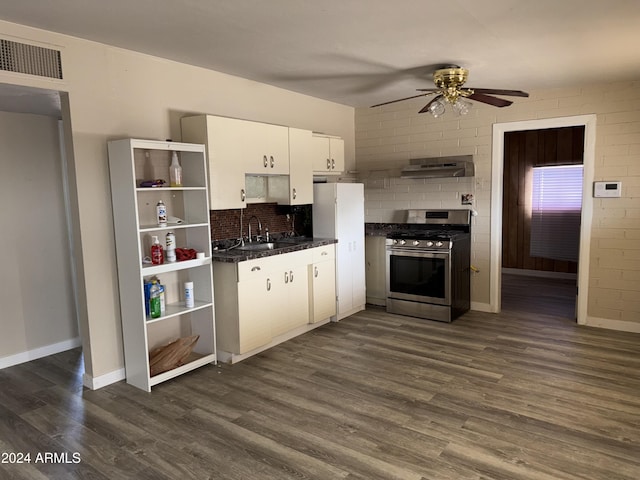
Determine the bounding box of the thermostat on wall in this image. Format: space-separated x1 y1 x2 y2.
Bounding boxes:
593 181 621 198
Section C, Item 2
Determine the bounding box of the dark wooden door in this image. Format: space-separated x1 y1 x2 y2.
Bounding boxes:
502 126 584 273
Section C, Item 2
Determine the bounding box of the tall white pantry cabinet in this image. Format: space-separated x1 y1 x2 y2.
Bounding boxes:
312 183 366 320
108 139 216 392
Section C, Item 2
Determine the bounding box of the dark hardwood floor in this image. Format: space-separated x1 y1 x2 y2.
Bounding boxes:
502 272 577 319
1 302 639 479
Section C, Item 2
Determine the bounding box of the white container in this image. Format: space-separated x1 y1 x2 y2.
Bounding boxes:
165 231 176 262
184 281 194 308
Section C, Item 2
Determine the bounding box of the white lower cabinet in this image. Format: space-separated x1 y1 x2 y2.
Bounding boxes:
309 245 337 323
213 245 335 362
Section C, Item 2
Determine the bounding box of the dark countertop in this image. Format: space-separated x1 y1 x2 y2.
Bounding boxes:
211 237 337 263
365 222 411 236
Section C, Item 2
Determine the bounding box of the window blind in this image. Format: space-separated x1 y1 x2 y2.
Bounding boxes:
530 165 583 262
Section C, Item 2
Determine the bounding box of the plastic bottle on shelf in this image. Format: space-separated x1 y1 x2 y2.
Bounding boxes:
151 235 164 265
149 280 161 319
184 281 194 308
156 200 167 227
158 283 166 314
165 231 176 262
169 151 183 187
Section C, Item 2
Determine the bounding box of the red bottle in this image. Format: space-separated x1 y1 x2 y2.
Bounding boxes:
151 235 164 265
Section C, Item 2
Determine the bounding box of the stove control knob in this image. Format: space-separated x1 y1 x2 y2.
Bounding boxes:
392 239 398 245
426 241 434 247
412 240 420 246
435 241 444 247
399 239 406 246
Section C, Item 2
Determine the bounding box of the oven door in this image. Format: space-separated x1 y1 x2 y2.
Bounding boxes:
386 248 451 306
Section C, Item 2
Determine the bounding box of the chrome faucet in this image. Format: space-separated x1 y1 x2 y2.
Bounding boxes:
247 215 262 243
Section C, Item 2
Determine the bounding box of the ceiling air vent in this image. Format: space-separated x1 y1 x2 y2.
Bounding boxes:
0 39 63 79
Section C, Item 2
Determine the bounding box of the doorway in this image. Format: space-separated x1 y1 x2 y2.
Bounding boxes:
490 115 596 324
501 126 584 319
0 83 81 368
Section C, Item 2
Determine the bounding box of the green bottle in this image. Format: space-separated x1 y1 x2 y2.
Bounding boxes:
149 280 161 319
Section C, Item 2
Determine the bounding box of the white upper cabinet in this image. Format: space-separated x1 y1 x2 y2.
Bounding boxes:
181 115 247 210
269 127 313 205
242 121 290 175
311 134 345 174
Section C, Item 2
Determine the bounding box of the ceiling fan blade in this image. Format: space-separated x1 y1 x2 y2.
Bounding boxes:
370 92 432 108
468 93 513 107
419 95 443 113
415 88 441 92
469 88 529 97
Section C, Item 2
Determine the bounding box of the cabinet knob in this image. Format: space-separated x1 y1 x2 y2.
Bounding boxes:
292 188 297 199
289 270 294 282
331 158 335 169
263 155 268 168
266 278 271 291
314 266 318 278
284 272 289 284
251 266 261 272
326 158 331 170
270 156 275 168
241 189 246 202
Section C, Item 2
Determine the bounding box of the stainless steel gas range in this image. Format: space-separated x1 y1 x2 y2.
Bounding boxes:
386 209 471 322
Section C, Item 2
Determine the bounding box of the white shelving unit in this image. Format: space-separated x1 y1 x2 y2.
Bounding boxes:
108 138 216 392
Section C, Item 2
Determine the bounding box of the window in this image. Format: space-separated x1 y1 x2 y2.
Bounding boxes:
530 165 583 262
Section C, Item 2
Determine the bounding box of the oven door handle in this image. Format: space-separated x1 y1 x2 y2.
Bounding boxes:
386 248 450 258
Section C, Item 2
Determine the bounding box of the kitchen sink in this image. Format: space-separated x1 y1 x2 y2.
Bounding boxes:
236 242 276 251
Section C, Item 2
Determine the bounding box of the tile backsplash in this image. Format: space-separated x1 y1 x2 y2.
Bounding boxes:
210 203 312 241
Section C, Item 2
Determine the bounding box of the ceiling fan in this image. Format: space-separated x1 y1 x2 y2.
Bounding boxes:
371 65 529 117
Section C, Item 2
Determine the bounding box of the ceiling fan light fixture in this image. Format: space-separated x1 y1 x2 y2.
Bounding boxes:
452 98 473 116
427 97 446 117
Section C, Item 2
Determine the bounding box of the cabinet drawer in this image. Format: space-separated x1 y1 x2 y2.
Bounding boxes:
237 255 282 281
237 249 312 281
312 244 336 263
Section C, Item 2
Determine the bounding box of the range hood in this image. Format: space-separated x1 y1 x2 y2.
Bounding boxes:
401 155 474 179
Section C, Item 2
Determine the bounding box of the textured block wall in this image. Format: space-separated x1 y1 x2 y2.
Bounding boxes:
355 81 640 326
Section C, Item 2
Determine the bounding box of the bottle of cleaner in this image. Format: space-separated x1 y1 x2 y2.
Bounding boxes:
165 231 176 262
158 283 166 314
149 280 161 319
169 151 183 187
184 281 194 308
156 200 167 227
151 235 164 265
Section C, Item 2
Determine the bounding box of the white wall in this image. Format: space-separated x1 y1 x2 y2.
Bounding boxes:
356 82 640 331
0 111 79 365
0 20 355 387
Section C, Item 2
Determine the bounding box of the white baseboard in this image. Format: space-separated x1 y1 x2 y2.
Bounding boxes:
83 368 126 390
583 316 640 333
502 268 577 280
0 337 81 370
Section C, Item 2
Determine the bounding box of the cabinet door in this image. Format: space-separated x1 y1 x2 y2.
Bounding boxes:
311 259 337 323
329 137 345 173
310 135 331 172
311 135 344 174
237 275 275 354
181 115 247 210
243 121 289 175
336 184 365 318
287 128 313 204
272 264 309 336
